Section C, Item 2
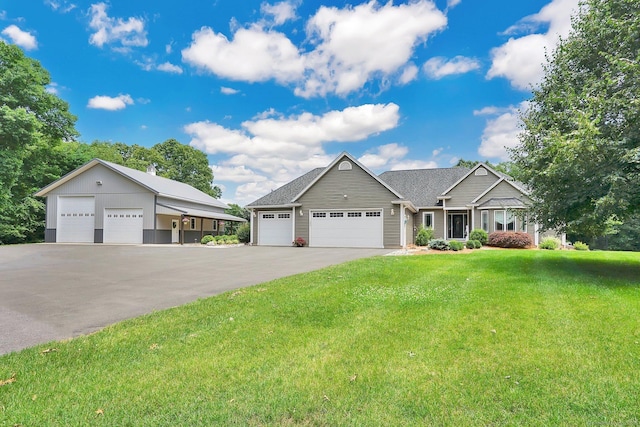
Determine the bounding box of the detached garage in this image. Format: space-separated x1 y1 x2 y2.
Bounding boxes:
36 159 246 244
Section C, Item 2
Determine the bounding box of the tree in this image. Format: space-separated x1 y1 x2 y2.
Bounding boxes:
512 0 640 238
152 139 221 198
0 42 78 243
224 203 250 235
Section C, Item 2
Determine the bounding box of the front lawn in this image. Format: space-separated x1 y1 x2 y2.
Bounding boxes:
1 250 639 425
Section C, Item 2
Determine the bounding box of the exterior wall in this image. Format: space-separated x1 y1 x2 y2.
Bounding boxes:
416 209 445 239
156 196 226 215
475 180 527 205
44 164 155 231
296 158 400 248
446 170 500 208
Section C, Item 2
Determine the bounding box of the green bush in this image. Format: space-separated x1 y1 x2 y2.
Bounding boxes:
237 223 250 243
415 226 434 246
428 239 450 251
449 241 465 251
573 241 589 251
539 236 561 250
466 240 481 249
469 229 488 245
201 235 215 245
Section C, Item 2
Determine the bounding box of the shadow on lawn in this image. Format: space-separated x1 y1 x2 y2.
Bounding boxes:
536 254 640 287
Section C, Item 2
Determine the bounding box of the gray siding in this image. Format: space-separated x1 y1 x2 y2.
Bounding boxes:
447 171 500 207
475 181 526 205
156 196 226 214
44 164 155 230
296 159 400 248
416 209 445 239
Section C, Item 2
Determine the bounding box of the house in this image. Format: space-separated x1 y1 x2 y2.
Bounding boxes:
35 159 246 244
246 151 560 248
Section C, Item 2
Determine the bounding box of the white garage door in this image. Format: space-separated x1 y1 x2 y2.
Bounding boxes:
310 210 383 248
104 208 144 244
258 212 293 246
57 196 95 243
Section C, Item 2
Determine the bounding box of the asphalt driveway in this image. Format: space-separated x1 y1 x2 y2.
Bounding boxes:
0 244 389 355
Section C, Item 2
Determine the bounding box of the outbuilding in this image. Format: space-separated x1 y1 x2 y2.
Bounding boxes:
35 159 246 244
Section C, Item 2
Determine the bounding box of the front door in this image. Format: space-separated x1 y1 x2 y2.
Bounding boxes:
171 219 180 243
448 213 468 239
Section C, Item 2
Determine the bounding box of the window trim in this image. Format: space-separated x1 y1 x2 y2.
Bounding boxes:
190 217 197 230
422 211 434 229
481 210 489 232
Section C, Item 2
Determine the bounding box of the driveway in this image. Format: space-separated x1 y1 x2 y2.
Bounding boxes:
0 244 389 355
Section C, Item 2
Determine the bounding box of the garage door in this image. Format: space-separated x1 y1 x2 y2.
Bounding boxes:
258 212 292 246
310 210 383 248
57 196 95 243
104 208 144 244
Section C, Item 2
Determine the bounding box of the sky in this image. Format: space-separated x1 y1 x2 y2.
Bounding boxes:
1 0 580 205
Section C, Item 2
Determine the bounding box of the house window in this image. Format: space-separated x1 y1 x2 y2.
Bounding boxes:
506 211 516 231
520 214 527 232
190 217 197 230
475 167 488 176
347 212 362 218
495 211 505 231
366 211 381 217
278 213 291 219
212 220 218 231
338 161 352 171
481 211 489 232
423 212 434 229
330 212 344 218
312 212 326 218
262 214 275 219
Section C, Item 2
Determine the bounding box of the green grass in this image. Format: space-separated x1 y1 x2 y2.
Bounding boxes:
1 250 639 426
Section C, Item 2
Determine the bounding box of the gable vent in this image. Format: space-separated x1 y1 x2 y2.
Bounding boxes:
475 167 487 176
338 161 352 171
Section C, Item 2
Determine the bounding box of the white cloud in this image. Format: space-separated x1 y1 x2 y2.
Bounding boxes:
2 25 38 50
181 25 304 84
220 86 240 95
446 0 462 9
298 0 447 97
46 82 59 95
261 1 298 26
477 102 529 160
358 143 409 169
157 62 183 74
473 106 511 116
487 0 579 90
46 0 76 13
87 94 134 110
398 64 419 85
88 2 148 50
390 159 438 170
423 55 480 79
185 103 401 203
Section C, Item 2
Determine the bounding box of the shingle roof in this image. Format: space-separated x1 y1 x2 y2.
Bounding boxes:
246 168 325 207
378 167 470 206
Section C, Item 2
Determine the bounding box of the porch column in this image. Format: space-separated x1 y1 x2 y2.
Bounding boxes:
200 218 204 241
400 204 406 248
180 214 184 245
442 200 447 240
292 206 296 244
470 206 475 233
249 209 254 245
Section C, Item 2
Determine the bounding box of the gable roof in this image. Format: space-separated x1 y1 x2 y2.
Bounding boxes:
246 167 324 208
378 167 469 207
439 162 529 199
292 152 403 202
36 159 229 209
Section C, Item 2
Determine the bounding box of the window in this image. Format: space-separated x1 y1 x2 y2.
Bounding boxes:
312 212 326 218
212 220 218 231
262 214 275 219
423 212 434 229
481 211 489 232
190 217 197 230
366 211 381 217
330 212 344 218
495 210 505 231
347 212 362 218
506 211 516 231
475 167 488 176
278 213 291 219
520 214 527 232
338 161 352 171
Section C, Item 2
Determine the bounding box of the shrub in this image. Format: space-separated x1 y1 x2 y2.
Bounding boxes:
237 223 250 243
573 241 589 251
539 236 561 250
415 226 434 246
201 235 215 245
488 232 533 249
428 239 450 251
214 235 225 243
469 229 488 245
449 240 465 251
466 240 481 249
293 237 306 247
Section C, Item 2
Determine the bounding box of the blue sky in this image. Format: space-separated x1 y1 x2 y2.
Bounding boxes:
2 0 579 205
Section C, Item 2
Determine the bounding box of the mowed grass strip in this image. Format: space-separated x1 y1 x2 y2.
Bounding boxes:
1 250 639 426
